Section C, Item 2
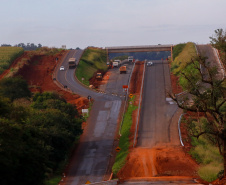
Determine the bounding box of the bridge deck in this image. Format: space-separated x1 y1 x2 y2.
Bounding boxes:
106 45 173 53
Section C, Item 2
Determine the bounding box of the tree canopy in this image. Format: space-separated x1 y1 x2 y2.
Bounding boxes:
0 80 83 185
210 28 226 63
170 54 226 177
0 76 31 101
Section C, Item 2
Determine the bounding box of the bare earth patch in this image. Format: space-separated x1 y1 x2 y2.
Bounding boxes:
1 50 89 113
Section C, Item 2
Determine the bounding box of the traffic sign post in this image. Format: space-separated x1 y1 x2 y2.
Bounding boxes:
87 95 91 101
123 85 128 93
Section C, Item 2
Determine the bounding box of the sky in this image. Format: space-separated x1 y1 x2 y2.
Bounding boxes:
1 0 226 49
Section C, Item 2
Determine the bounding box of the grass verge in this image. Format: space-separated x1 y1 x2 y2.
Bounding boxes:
189 136 223 182
44 176 62 185
0 47 24 74
171 42 197 75
75 47 108 86
112 96 137 176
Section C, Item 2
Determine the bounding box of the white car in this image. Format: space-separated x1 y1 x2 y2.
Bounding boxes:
147 61 153 66
60 66 65 71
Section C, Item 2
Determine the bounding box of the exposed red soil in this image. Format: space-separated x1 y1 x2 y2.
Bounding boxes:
117 61 201 182
212 177 226 185
0 50 89 113
89 70 107 88
170 73 183 94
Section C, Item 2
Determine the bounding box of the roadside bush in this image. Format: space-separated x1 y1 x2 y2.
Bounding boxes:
198 163 223 182
0 89 83 185
0 76 31 101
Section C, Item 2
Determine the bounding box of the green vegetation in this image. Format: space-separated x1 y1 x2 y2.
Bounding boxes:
187 117 224 182
171 42 197 75
170 40 226 180
0 77 83 185
35 47 64 56
76 48 108 86
210 28 226 64
112 96 137 176
170 42 199 90
0 76 31 101
44 176 62 185
189 134 223 181
172 43 186 60
0 47 24 74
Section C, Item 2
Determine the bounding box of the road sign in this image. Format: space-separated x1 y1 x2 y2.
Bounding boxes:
115 146 121 152
129 94 133 98
122 85 128 89
82 109 89 113
85 181 91 184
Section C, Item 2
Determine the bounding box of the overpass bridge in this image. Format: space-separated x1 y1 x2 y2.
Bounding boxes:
105 44 173 53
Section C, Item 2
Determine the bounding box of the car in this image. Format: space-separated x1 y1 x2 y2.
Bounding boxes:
60 66 65 71
147 61 153 66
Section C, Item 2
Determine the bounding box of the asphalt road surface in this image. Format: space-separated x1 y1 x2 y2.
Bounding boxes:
197 44 225 80
55 50 134 185
137 60 179 148
100 61 134 97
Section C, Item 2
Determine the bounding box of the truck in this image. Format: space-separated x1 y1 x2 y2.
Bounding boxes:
96 73 103 80
128 56 133 62
119 66 127 74
113 60 121 67
68 58 76 68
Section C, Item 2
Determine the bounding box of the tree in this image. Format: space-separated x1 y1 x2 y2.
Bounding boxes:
170 55 226 176
0 91 83 184
210 28 226 64
0 77 31 101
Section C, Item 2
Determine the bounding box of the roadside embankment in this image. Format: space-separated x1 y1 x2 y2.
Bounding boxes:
75 47 108 87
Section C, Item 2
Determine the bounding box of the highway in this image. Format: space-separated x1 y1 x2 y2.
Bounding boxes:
197 44 225 80
55 50 134 185
137 60 179 148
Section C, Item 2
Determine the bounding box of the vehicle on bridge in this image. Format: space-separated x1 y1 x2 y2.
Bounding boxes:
68 58 76 68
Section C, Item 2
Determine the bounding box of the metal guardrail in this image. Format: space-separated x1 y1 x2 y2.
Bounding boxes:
82 179 118 185
213 47 226 79
178 114 185 146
